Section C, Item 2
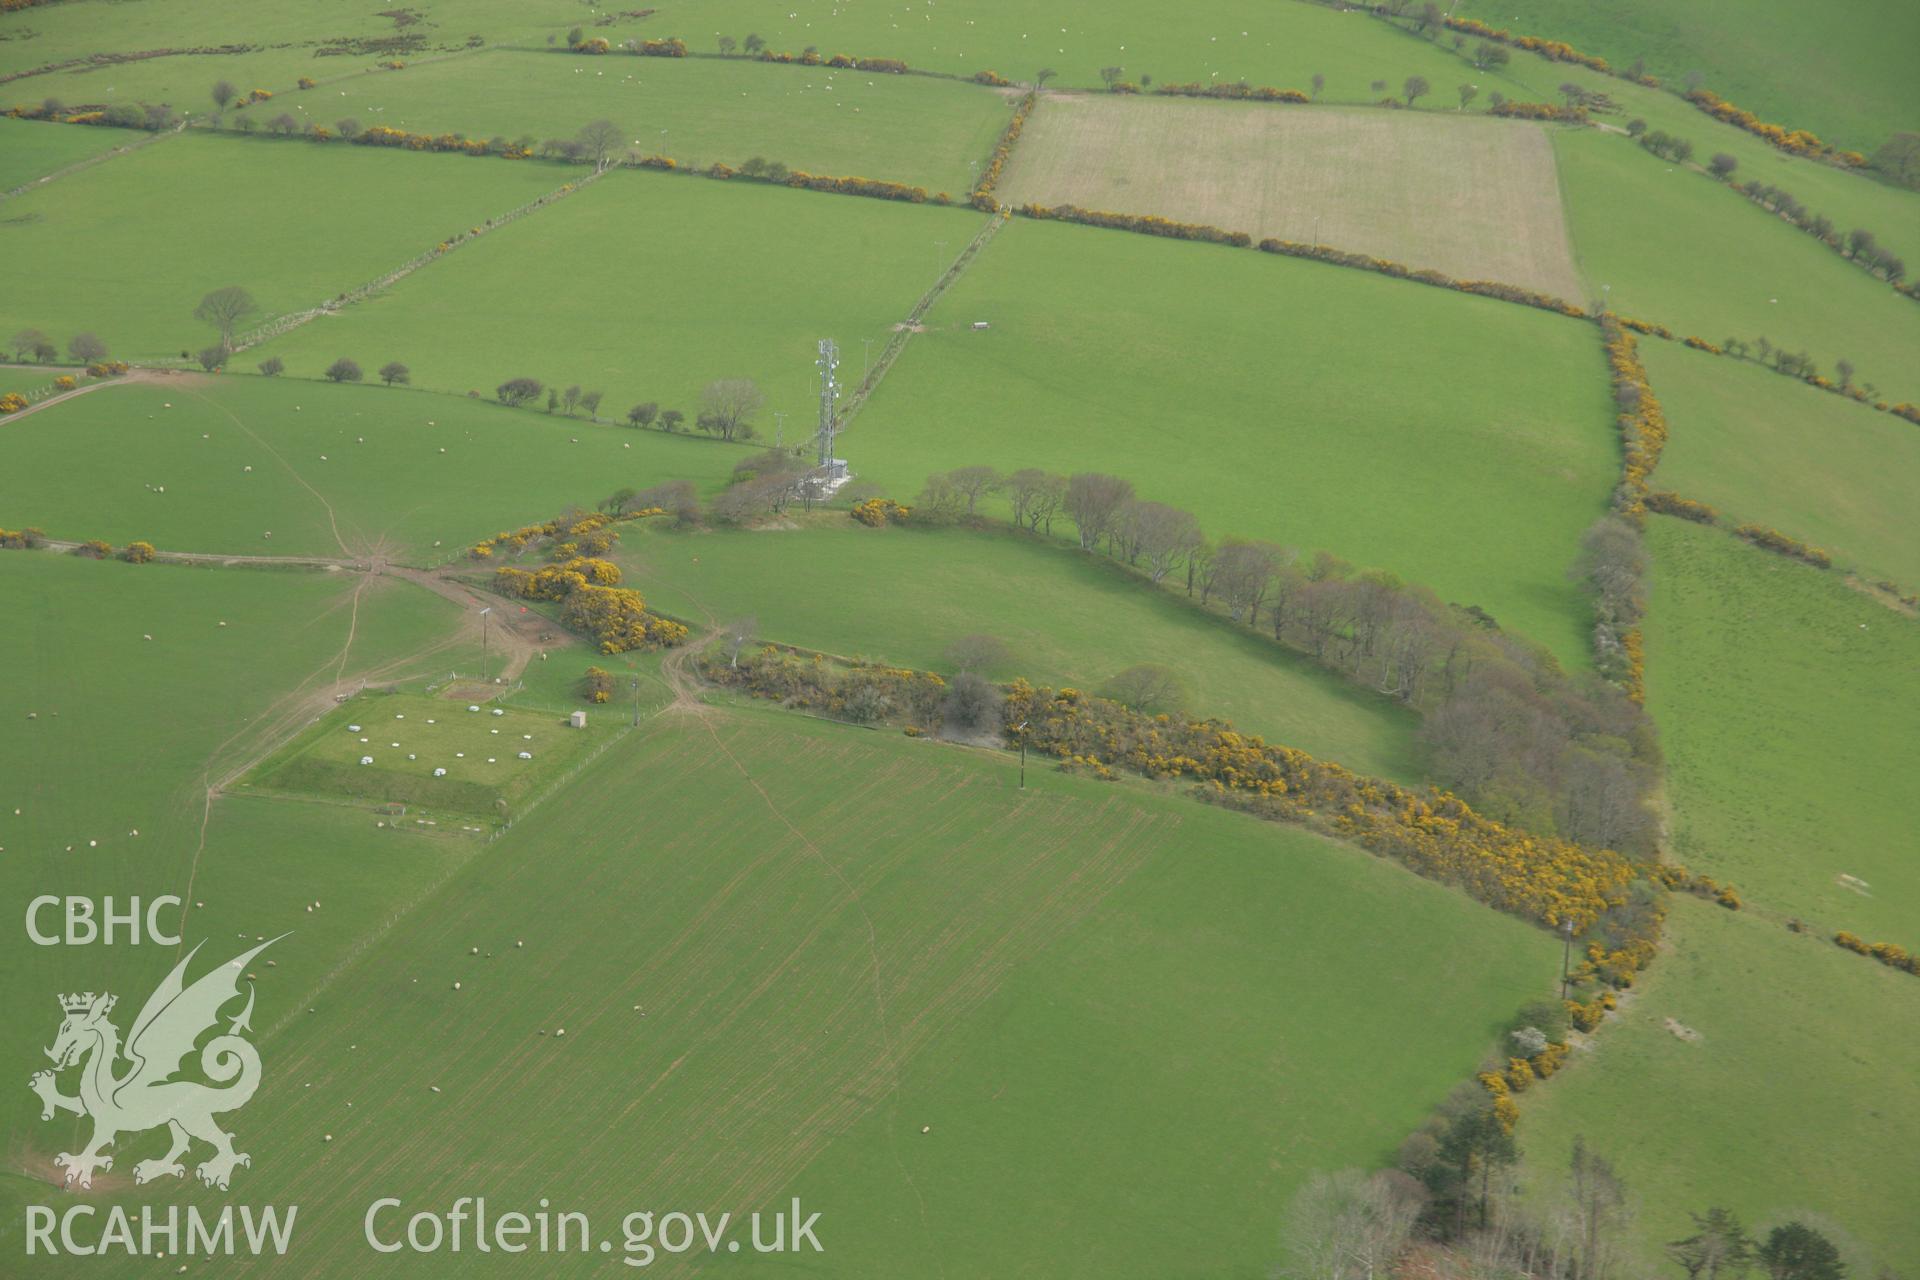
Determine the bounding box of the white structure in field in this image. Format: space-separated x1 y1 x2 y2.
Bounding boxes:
569 710 587 729
810 339 852 495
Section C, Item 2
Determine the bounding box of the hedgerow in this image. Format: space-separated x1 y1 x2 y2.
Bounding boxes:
1733 522 1832 569
1255 239 1586 316
1834 931 1920 977
700 645 947 728
1489 100 1589 124
972 91 1035 211
1601 317 1668 518
1642 490 1719 523
1020 202 1252 248
752 48 905 72
1728 180 1911 296
1152 81 1308 103
1684 88 1863 166
1442 17 1622 77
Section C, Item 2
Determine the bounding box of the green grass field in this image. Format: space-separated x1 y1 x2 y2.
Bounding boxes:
0 117 144 191
254 167 988 437
1473 55 1920 272
1643 517 1919 939
622 516 1422 782
0 0 649 107
999 96 1584 299
646 0 1541 103
851 216 1617 671
1456 0 1920 156
0 551 471 1104
1552 128 1920 402
1645 340 1920 588
0 374 739 559
1516 896 1920 1274
11 701 1550 1277
0 131 569 363
296 49 1013 194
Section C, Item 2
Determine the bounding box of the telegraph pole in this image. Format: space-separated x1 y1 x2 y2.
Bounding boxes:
1013 721 1028 790
632 675 640 726
1560 919 1576 1000
479 606 492 683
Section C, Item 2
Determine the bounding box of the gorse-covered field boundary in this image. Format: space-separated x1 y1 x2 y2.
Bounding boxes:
699 645 1638 934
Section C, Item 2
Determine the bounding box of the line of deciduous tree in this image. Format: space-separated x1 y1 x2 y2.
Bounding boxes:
912 465 1661 854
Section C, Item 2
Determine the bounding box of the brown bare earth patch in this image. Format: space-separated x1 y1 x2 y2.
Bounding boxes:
998 95 1585 300
1664 1016 1703 1043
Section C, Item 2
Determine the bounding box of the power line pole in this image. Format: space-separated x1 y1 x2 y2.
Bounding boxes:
479 606 492 683
632 675 640 727
1560 919 1576 1000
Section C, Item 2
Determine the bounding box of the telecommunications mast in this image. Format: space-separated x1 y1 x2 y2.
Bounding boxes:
811 339 850 491
815 339 840 468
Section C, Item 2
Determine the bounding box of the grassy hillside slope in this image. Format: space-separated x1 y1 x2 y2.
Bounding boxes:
851 217 1617 670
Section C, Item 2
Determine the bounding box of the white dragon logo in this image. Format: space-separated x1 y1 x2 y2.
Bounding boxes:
30 937 282 1191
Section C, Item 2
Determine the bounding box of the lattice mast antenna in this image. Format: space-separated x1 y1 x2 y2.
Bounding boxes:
815 339 840 467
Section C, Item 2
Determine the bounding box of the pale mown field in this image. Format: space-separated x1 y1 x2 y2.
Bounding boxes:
998 95 1585 300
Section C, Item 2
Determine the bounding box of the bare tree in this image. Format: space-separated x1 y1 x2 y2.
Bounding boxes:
1035 67 1057 90
10 328 51 362
378 361 410 386
1213 539 1280 627
717 35 737 56
724 616 757 667
211 80 236 111
945 633 1012 674
946 465 1002 516
698 378 764 442
563 384 582 415
324 357 363 383
1280 1168 1424 1280
1311 73 1325 99
709 473 791 523
580 389 603 420
1568 1137 1631 1280
68 333 109 363
1458 83 1479 110
1099 65 1124 88
1006 469 1066 533
1403 75 1430 106
1063 472 1134 550
1120 501 1203 582
1100 664 1188 716
941 672 1000 733
576 118 624 168
629 479 700 524
917 472 966 522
